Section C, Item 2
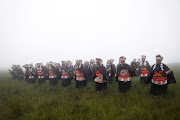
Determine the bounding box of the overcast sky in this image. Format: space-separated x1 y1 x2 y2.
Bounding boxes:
0 0 180 69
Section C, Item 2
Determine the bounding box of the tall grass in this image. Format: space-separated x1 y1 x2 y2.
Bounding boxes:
0 64 180 120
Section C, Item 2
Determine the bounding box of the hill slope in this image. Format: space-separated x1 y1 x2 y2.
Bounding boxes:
0 64 179 120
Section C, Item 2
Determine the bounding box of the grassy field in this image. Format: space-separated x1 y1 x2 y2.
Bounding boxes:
0 64 180 120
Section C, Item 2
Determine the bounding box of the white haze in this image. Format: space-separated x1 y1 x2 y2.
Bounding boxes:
0 0 180 69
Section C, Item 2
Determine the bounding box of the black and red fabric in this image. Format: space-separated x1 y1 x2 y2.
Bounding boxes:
48 67 58 86
94 64 107 91
75 64 87 89
27 68 36 84
116 63 132 93
37 67 46 84
140 66 149 84
149 63 176 96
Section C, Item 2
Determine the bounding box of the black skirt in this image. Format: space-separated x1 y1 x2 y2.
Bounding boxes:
118 81 131 93
86 77 91 82
95 82 107 91
17 75 24 80
150 83 167 96
62 78 71 87
49 78 58 86
27 78 36 84
38 78 46 85
140 77 149 84
76 80 87 88
108 76 113 83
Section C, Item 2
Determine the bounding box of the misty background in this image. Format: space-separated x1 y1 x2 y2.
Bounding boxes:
0 0 180 70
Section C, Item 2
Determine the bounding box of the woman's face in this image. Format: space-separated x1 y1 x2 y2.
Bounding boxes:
156 59 162 64
142 58 145 62
96 60 101 65
121 60 125 65
76 62 80 66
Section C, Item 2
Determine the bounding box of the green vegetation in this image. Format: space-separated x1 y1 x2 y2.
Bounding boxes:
0 64 180 120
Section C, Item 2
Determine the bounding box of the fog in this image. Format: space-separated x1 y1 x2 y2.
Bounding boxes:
0 0 180 69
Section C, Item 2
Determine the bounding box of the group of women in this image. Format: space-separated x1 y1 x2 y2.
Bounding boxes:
9 54 176 96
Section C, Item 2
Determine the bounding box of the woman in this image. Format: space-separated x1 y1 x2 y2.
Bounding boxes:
36 63 46 84
48 62 59 86
94 58 107 92
60 61 71 87
149 55 176 96
139 55 150 84
75 60 87 89
106 59 116 83
27 64 36 84
116 56 132 93
130 59 137 77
